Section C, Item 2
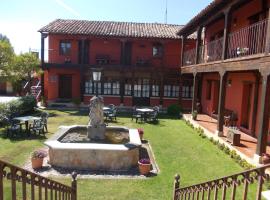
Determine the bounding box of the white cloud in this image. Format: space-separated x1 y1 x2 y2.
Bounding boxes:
54 0 82 18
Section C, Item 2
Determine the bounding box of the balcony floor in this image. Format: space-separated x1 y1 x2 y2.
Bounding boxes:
183 113 270 165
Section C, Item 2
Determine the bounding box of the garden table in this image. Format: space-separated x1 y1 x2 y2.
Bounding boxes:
136 108 154 122
13 116 41 136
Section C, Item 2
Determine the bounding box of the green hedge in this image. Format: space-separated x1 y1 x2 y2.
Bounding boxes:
167 104 182 116
0 96 36 124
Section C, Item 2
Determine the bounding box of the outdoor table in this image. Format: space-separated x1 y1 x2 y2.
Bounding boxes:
13 116 41 136
136 108 154 121
103 107 112 116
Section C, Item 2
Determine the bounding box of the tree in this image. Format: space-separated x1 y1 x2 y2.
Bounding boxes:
6 53 41 93
0 36 14 70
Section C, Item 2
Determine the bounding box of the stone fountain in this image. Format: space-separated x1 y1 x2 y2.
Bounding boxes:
45 96 141 171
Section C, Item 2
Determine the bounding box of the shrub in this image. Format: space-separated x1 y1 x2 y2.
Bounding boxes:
224 147 231 155
0 96 36 125
230 150 237 159
209 137 214 143
218 143 225 150
167 104 182 116
213 140 219 145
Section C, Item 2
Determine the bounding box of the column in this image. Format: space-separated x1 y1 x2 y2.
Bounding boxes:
191 72 199 113
265 8 270 54
222 8 232 60
251 72 260 137
180 36 186 67
120 39 126 65
120 70 125 105
40 33 48 99
255 72 269 159
195 27 202 64
216 71 227 136
159 72 164 106
80 40 85 102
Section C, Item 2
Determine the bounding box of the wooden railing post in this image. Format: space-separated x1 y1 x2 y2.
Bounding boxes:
173 174 180 200
265 8 270 54
71 172 77 200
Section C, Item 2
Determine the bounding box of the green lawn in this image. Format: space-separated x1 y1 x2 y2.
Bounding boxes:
0 110 248 200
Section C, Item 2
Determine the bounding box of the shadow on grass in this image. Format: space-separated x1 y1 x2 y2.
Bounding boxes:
0 130 48 142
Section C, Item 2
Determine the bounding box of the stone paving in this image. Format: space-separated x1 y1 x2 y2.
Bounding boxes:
184 114 270 165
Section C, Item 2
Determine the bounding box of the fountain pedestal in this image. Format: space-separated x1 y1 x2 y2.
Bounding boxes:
87 96 106 140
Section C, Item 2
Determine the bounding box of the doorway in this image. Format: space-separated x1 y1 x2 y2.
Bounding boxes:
241 83 252 129
59 75 72 99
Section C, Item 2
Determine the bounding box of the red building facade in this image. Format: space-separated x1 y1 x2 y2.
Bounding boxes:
39 19 195 109
179 0 270 162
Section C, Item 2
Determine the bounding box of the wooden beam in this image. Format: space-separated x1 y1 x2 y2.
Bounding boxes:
80 40 85 102
265 8 270 54
180 36 186 67
191 72 199 113
256 71 270 156
222 8 232 60
195 27 202 64
160 72 164 106
40 33 48 99
216 71 227 136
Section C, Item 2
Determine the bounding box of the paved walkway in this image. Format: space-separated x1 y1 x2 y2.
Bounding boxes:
0 96 18 103
184 114 270 165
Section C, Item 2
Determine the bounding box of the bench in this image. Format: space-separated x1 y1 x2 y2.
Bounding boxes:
211 109 238 126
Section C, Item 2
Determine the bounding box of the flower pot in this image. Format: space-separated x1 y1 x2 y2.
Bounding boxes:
138 161 151 175
262 154 270 164
31 158 44 169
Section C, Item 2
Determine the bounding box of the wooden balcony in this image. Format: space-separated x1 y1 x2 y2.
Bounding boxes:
182 19 269 72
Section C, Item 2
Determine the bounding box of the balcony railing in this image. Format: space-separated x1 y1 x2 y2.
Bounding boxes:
182 19 268 67
198 37 224 64
173 164 270 200
183 48 196 66
227 19 268 59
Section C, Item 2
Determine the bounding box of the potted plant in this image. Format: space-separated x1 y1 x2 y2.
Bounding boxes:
192 110 198 120
31 149 47 169
138 158 151 175
262 153 270 164
138 128 144 140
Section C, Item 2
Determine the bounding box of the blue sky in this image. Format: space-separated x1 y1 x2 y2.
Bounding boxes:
0 0 212 54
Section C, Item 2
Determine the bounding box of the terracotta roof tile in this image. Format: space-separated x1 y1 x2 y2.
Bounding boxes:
39 19 195 39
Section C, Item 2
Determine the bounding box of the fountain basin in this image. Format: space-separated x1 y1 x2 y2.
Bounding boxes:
45 125 141 171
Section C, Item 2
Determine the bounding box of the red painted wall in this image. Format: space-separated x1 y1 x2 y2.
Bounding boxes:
48 34 183 69
44 68 80 101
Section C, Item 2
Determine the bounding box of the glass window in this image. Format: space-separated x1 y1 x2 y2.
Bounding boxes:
104 82 112 95
171 86 179 97
182 86 193 99
85 80 94 94
134 84 141 97
112 82 120 95
59 41 71 55
125 84 132 96
164 85 171 97
152 85 159 97
153 43 163 57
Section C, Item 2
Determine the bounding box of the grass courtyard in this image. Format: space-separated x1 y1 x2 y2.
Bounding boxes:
0 109 246 199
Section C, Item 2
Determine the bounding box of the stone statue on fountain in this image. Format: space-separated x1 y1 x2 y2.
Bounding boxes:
87 95 106 140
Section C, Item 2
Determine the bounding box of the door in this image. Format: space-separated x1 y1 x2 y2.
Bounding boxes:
212 81 219 114
133 79 150 106
59 75 72 99
241 83 252 129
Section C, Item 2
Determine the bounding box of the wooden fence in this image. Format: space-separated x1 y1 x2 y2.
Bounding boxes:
0 159 77 200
